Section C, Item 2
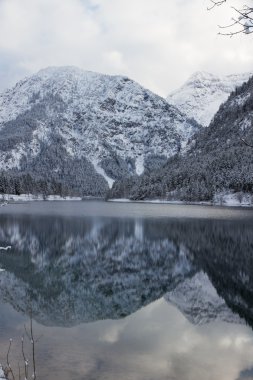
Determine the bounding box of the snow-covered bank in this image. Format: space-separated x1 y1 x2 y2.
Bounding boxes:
109 192 253 208
0 194 83 202
0 191 252 207
213 191 253 207
109 198 186 204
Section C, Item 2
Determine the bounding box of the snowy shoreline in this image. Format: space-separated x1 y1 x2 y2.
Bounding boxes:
0 192 252 208
0 194 85 203
108 193 253 208
108 199 253 208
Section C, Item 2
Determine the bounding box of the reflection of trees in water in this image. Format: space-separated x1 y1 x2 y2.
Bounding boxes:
159 220 253 327
0 215 252 328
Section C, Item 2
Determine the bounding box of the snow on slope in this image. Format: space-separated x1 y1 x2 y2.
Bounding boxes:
0 66 199 189
167 71 252 127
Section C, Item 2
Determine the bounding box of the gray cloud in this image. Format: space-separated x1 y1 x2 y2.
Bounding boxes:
0 0 252 96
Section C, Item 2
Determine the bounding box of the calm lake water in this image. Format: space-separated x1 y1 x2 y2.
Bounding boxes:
0 201 253 380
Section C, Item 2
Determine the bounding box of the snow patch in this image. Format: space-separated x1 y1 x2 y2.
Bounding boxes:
135 155 144 175
93 162 115 188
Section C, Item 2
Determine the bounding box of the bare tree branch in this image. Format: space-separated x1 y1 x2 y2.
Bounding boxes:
207 0 226 11
5 340 15 380
1 312 39 380
24 312 36 380
21 336 29 380
208 0 253 35
240 137 253 147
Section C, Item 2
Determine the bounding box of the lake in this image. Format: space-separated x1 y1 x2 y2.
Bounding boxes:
0 201 253 380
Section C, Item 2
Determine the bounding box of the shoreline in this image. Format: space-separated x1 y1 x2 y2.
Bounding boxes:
108 198 253 208
0 194 99 203
0 193 253 209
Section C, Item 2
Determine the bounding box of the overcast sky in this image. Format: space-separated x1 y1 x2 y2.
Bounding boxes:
0 0 252 97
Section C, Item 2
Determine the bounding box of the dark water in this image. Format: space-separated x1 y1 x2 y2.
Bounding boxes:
0 201 253 380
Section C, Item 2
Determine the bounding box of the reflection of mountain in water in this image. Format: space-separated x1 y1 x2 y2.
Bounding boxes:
164 220 253 327
166 271 243 325
0 216 195 326
0 215 252 328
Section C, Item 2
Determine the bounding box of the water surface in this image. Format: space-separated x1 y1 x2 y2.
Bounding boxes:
0 201 252 380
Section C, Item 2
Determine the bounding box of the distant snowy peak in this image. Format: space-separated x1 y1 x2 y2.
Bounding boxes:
167 71 252 127
165 271 243 325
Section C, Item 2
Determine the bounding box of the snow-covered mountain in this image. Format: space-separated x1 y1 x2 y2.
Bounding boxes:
167 71 252 126
0 66 199 196
165 271 243 325
114 73 253 201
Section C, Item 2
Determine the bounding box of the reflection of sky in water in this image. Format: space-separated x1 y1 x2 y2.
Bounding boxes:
0 298 253 380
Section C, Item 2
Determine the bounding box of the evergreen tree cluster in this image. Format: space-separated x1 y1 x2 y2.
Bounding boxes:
0 133 109 198
0 172 67 198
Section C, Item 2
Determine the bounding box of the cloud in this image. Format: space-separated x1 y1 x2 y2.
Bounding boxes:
15 298 253 380
0 0 252 96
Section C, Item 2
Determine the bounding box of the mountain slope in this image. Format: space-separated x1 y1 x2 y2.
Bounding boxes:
167 71 252 126
0 66 199 196
165 271 243 325
109 75 253 201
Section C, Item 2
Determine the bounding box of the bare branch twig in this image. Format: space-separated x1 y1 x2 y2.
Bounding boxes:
5 340 15 380
208 0 253 35
240 137 253 147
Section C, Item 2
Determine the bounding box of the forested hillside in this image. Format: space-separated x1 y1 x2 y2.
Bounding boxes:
0 66 252 201
109 75 253 202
